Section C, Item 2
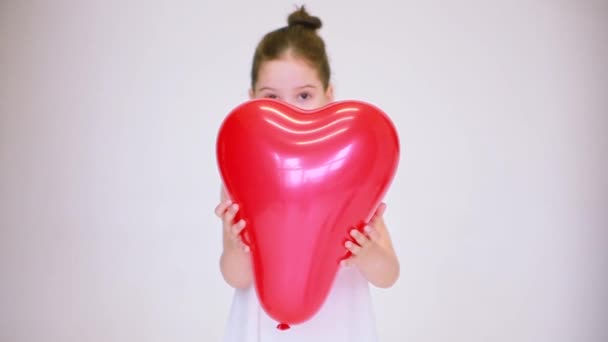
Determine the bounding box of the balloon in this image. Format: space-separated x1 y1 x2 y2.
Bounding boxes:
216 99 399 328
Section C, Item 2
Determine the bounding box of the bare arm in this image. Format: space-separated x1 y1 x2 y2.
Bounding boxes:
342 203 400 288
216 186 253 289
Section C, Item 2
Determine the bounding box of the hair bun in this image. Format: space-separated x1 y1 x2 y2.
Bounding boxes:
287 6 322 30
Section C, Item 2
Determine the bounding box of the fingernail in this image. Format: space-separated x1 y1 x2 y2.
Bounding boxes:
364 225 371 233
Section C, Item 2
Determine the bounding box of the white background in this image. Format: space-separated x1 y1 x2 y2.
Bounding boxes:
1 1 606 341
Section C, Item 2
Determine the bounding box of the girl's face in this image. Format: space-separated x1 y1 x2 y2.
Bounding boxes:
250 55 333 110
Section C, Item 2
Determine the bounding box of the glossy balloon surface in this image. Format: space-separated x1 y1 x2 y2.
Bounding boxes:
216 99 399 326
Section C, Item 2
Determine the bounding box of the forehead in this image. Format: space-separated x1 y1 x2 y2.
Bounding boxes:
256 57 323 90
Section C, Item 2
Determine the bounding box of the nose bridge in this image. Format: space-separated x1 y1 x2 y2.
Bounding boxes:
283 98 298 108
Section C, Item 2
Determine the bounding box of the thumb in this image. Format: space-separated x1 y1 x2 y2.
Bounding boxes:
372 202 387 220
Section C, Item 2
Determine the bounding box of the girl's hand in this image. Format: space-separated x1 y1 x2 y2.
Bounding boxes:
216 193 253 289
215 200 249 253
342 225 382 266
341 203 400 288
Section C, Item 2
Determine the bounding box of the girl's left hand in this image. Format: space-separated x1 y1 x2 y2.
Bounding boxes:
341 202 400 288
341 203 387 267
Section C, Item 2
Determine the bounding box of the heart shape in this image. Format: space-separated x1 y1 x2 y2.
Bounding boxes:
216 99 399 326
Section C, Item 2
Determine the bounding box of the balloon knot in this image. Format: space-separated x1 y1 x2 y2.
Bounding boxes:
277 323 291 330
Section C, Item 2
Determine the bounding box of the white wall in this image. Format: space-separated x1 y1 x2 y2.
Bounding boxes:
1 1 606 341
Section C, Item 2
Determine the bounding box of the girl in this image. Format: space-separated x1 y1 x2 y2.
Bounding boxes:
214 6 399 342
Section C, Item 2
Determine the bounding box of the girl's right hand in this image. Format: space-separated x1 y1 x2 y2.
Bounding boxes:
215 200 250 253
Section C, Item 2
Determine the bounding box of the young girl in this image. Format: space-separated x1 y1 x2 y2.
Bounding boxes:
214 7 400 342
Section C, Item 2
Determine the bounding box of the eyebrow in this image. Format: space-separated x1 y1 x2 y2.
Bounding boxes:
295 84 317 90
257 86 277 92
256 84 318 92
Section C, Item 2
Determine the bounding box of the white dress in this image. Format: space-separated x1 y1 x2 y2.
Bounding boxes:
223 265 378 342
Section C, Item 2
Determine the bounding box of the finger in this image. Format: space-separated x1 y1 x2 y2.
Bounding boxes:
231 219 246 237
228 221 244 240
370 205 387 228
364 225 380 242
350 229 369 247
345 240 361 255
214 200 233 217
222 203 239 227
238 240 250 253
372 202 387 220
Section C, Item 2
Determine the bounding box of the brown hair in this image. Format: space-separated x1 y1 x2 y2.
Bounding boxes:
250 6 331 90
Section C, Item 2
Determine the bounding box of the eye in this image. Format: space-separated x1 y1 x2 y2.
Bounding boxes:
298 92 312 100
264 94 278 99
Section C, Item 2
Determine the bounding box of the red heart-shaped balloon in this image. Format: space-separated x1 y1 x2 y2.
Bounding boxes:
216 99 399 326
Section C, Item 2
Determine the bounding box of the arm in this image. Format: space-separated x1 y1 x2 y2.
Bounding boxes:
342 203 400 288
216 186 253 289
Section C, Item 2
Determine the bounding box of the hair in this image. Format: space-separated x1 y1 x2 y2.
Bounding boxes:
250 6 331 90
